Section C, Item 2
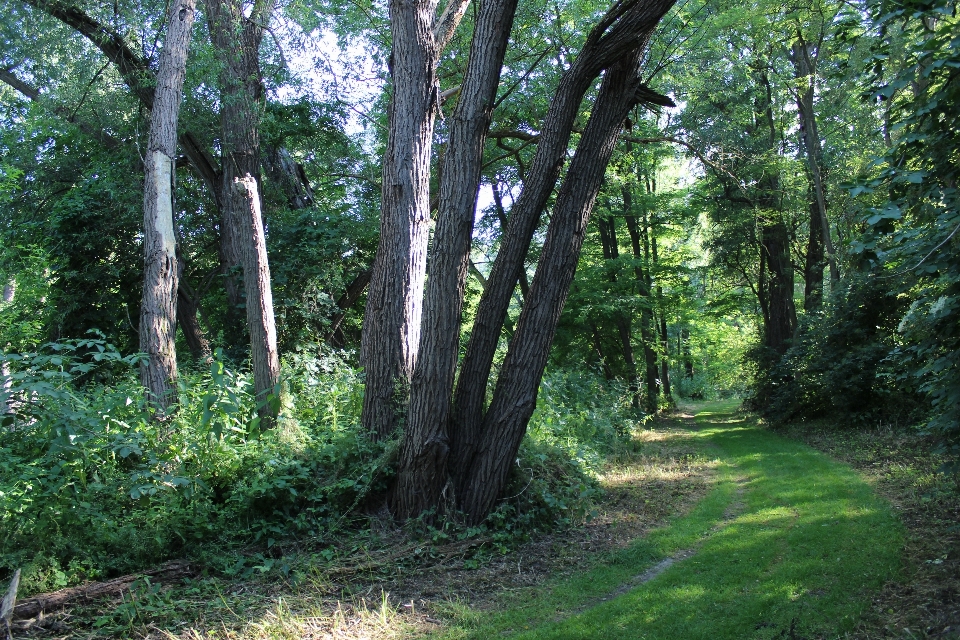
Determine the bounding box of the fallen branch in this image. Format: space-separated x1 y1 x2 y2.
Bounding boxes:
12 560 194 620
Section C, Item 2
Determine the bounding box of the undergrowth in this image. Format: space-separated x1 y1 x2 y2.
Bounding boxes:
0 338 641 597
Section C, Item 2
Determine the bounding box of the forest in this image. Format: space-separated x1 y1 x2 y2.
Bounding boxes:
0 0 957 635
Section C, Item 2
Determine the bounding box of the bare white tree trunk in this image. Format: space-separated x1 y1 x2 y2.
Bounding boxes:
139 0 197 412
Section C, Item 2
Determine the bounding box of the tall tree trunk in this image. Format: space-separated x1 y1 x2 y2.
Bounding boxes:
599 215 640 408
450 0 676 472
233 176 281 423
455 47 652 523
761 219 796 355
359 0 440 441
204 0 280 414
139 0 196 411
791 35 838 285
651 235 671 403
803 194 825 311
391 0 520 518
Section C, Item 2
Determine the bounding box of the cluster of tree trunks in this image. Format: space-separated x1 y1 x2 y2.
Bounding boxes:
370 0 677 523
16 0 679 524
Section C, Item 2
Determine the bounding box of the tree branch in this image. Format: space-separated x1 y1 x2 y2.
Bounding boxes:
434 0 472 51
0 66 121 149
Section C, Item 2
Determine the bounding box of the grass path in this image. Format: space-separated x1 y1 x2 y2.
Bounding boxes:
436 401 903 639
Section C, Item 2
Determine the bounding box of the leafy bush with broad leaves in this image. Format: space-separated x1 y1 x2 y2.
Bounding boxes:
0 341 392 595
0 340 635 594
492 369 640 537
848 0 959 465
760 274 923 425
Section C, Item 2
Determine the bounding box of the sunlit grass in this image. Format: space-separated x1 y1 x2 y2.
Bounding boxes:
434 402 903 640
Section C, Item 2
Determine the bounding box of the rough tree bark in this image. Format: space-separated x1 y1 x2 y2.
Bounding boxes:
450 0 677 477
204 0 280 415
139 0 196 411
233 176 280 422
455 45 656 523
359 0 442 441
357 0 469 440
791 35 838 286
390 0 520 518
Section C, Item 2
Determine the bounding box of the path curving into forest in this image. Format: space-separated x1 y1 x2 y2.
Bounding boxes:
440 401 903 640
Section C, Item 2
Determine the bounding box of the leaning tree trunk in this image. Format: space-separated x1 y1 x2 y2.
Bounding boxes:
450 0 675 475
391 0 520 518
455 46 653 523
204 0 280 416
139 0 196 412
359 0 440 441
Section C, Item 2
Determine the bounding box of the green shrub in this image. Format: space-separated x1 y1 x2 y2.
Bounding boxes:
757 275 924 426
0 341 391 593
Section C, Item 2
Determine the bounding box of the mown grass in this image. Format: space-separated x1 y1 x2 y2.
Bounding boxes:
435 401 903 640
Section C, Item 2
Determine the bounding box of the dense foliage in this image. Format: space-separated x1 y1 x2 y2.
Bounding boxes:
0 0 956 598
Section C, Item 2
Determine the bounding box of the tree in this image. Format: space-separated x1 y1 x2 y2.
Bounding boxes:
390 0 520 518
379 0 677 522
139 0 197 411
359 0 469 441
203 0 280 422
